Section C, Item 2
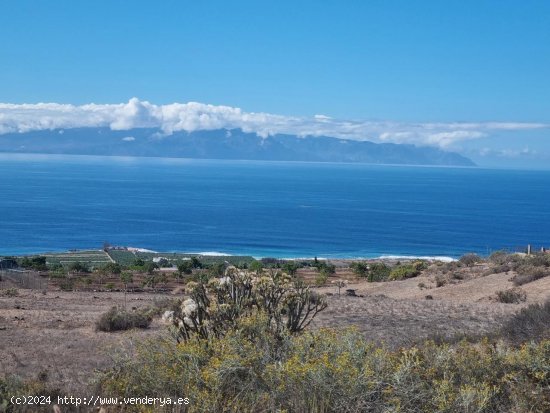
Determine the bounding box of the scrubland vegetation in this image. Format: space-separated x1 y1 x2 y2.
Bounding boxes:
10 248 548 295
2 249 550 411
99 319 550 412
95 306 152 332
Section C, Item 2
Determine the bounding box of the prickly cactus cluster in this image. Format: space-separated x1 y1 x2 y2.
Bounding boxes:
172 266 327 341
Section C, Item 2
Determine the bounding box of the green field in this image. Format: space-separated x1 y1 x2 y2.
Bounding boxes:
43 250 112 267
7 249 257 269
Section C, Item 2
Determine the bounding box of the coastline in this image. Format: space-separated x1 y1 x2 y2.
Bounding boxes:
0 246 458 262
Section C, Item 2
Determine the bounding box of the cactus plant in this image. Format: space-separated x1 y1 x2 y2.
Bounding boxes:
172 267 327 342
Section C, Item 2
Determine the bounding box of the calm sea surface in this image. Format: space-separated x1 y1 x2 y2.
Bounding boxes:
1 154 549 258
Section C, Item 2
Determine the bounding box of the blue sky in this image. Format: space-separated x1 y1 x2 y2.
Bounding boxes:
0 1 549 167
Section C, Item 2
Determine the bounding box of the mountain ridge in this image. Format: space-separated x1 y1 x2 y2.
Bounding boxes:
0 127 475 166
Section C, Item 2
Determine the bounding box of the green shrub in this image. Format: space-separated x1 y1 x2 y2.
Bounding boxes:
19 256 48 271
368 262 390 281
47 262 64 272
100 262 122 275
157 258 171 268
133 258 145 267
315 272 328 286
496 288 527 304
68 261 89 273
248 260 264 274
350 261 368 277
389 262 424 280
177 260 193 275
49 263 67 278
143 261 159 275
316 261 336 276
96 307 152 332
190 257 203 269
282 261 300 275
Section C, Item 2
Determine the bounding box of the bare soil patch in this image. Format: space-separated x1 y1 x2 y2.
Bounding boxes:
0 290 168 394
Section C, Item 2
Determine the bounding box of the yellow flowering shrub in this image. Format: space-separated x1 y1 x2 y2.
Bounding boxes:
98 311 550 413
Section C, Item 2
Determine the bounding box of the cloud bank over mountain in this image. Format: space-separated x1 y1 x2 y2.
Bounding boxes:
0 98 548 149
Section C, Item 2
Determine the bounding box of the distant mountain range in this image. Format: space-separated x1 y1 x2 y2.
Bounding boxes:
0 128 475 166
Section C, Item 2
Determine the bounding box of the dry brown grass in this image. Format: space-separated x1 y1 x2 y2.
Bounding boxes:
2 258 550 395
0 289 168 394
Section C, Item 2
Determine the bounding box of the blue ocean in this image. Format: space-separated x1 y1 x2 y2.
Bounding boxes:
1 153 549 259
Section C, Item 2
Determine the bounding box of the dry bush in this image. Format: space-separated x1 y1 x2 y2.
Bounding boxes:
489 250 509 265
58 279 74 292
501 300 550 344
435 274 447 287
507 253 528 267
529 254 550 268
451 272 464 280
459 253 482 267
489 252 527 271
150 296 181 316
1 287 18 297
439 261 459 274
489 263 511 274
496 288 527 304
512 265 548 286
99 318 550 413
96 307 152 332
484 252 536 276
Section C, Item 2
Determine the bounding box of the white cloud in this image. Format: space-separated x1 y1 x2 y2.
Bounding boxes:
499 147 538 158
477 146 538 158
314 114 332 122
0 98 548 148
122 136 135 142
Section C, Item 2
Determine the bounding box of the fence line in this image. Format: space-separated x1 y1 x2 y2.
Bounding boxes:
0 269 48 290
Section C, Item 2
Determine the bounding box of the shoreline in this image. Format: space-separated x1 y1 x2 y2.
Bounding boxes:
0 247 458 262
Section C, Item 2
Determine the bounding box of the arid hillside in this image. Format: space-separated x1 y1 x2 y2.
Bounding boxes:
1 251 550 396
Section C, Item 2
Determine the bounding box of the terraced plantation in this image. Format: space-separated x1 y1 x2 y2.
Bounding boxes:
43 250 113 267
106 248 255 267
